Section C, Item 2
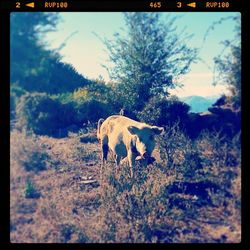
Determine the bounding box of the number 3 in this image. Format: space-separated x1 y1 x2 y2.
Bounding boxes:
177 2 182 8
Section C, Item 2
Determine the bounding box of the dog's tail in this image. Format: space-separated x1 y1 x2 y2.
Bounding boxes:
97 118 105 140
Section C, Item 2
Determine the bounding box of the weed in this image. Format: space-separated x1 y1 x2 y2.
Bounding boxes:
25 178 40 199
71 138 98 162
59 223 76 243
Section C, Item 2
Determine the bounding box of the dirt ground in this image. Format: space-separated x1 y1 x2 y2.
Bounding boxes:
10 131 241 243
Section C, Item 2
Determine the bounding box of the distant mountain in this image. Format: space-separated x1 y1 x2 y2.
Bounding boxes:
180 95 220 113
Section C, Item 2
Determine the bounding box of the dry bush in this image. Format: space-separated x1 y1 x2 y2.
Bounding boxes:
11 129 51 172
77 127 98 143
95 123 241 243
157 122 199 179
69 134 99 162
10 122 241 243
97 162 177 242
197 130 241 169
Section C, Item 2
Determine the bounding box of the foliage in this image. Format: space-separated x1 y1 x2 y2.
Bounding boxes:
10 85 27 119
25 178 40 199
10 130 49 172
72 83 117 124
213 16 241 102
10 13 241 243
52 92 74 104
15 93 73 136
73 80 119 112
99 163 171 243
137 96 190 127
214 44 241 98
10 12 91 94
104 13 197 114
45 60 92 94
157 122 192 170
14 88 115 136
10 12 58 89
197 130 241 169
10 122 241 242
75 80 116 104
98 124 241 242
74 98 113 125
212 94 227 107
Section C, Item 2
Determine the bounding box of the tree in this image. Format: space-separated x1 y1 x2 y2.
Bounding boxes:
10 13 59 88
103 13 197 114
10 13 90 94
212 15 241 103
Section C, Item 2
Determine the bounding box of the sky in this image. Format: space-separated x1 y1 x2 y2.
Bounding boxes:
44 12 241 98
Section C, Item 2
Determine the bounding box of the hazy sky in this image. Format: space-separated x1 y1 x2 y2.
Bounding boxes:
44 12 240 97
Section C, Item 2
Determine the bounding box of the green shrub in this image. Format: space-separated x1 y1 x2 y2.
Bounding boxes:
137 96 190 127
10 85 27 119
25 178 40 198
14 91 116 136
74 98 114 125
52 92 74 104
54 88 116 127
15 92 75 136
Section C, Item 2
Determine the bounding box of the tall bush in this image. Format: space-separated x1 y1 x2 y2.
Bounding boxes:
15 92 70 135
137 96 190 127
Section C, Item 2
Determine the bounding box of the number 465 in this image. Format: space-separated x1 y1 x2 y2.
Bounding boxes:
150 2 162 8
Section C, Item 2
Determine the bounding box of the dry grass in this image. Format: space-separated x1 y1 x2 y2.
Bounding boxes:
10 128 241 243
